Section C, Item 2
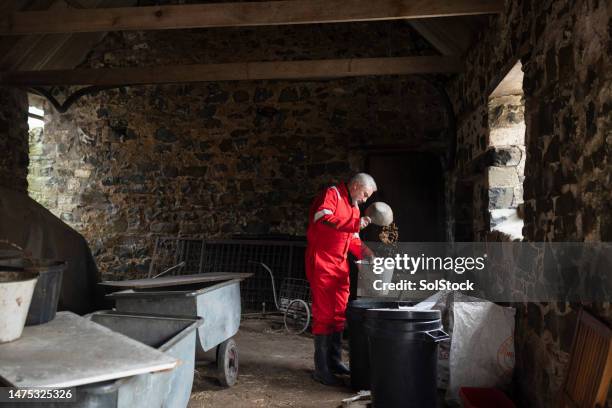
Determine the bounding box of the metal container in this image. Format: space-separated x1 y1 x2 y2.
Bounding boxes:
108 278 243 386
87 311 203 408
365 202 394 226
0 271 38 343
355 259 394 297
0 312 179 408
3 369 175 408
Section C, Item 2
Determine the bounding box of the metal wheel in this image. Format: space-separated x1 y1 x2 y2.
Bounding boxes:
283 298 311 335
216 337 239 387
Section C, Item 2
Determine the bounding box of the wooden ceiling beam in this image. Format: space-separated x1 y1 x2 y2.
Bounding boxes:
0 56 463 86
0 0 504 35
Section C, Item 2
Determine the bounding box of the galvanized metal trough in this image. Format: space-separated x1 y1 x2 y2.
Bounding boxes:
107 277 246 387
87 311 202 408
0 312 180 408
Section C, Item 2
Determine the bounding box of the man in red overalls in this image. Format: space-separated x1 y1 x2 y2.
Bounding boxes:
305 173 377 385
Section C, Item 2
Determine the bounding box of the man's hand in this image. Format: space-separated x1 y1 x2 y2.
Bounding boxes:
360 216 372 230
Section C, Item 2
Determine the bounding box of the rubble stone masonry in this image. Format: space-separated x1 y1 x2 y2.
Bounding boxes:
446 0 611 406
0 87 28 192
30 21 452 280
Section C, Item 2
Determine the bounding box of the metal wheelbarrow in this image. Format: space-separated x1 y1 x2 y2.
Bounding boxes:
106 275 249 387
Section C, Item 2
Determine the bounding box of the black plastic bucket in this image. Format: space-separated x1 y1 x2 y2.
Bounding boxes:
0 242 66 325
0 256 66 326
0 249 22 267
346 299 412 390
364 308 449 408
25 260 65 325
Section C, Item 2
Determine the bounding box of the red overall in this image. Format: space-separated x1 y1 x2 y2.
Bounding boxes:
305 183 364 335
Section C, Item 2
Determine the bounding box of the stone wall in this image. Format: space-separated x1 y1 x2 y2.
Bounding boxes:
32 21 452 280
0 87 29 192
445 0 611 406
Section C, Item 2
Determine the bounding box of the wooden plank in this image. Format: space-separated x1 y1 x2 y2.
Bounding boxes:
100 272 253 289
0 0 504 35
596 341 612 405
0 1 68 70
561 309 612 408
41 32 108 70
107 278 244 298
14 34 72 70
38 0 138 70
409 18 477 56
0 0 134 71
0 35 44 70
0 56 463 86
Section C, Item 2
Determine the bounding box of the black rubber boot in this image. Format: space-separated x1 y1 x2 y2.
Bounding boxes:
329 331 350 375
312 335 340 385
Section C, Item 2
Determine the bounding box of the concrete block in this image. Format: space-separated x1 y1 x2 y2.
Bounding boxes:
488 166 520 187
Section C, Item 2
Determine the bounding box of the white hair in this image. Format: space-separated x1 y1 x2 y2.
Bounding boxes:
349 173 377 191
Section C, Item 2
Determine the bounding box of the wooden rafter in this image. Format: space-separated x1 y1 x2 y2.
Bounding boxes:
0 56 463 86
0 0 504 35
409 18 479 56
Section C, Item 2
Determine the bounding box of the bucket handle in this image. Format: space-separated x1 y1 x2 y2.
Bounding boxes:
424 329 450 342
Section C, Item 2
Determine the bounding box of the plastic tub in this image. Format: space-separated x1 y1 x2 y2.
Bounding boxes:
364 307 449 408
0 271 38 343
346 299 412 390
459 387 516 408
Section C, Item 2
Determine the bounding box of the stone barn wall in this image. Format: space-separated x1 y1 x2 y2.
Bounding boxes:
446 0 611 406
32 21 453 280
0 87 29 192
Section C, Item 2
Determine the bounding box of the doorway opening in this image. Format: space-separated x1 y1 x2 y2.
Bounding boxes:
27 93 49 207
364 152 445 242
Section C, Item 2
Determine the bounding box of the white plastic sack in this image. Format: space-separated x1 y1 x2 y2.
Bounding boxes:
416 292 516 403
446 293 515 402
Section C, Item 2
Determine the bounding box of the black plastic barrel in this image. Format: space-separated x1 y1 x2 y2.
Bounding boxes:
364 308 449 408
346 299 412 390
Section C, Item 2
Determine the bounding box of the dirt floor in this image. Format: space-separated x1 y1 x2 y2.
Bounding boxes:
188 318 356 408
189 318 447 408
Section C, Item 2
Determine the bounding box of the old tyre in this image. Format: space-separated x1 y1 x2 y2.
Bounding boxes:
216 337 239 387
